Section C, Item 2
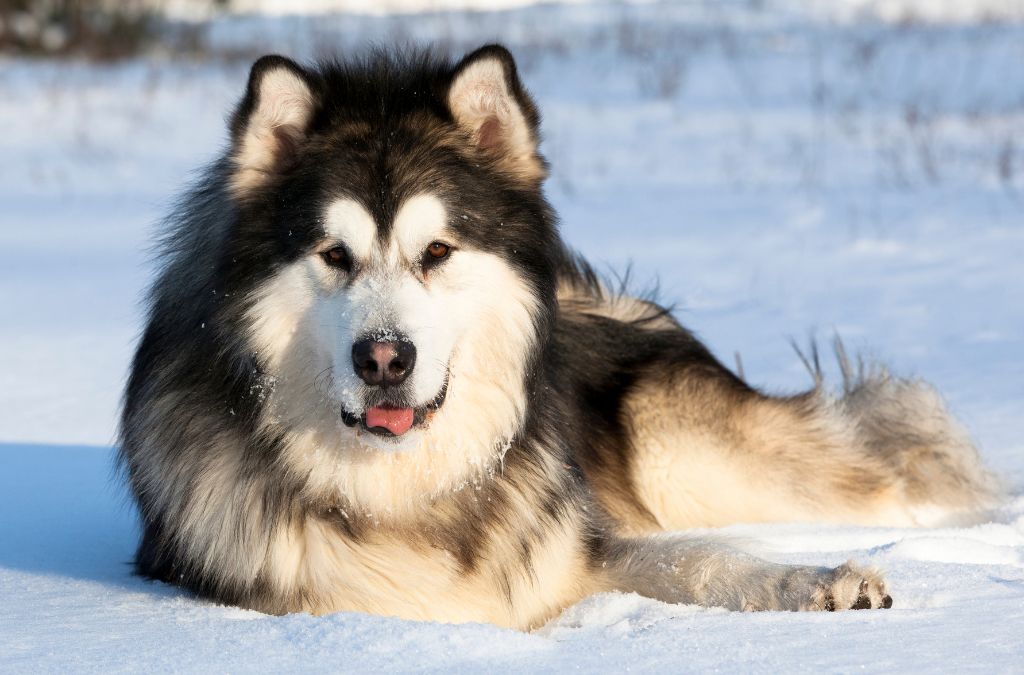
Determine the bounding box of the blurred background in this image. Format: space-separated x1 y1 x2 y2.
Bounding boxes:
0 0 1021 477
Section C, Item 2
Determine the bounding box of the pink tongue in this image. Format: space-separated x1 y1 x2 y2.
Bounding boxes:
365 406 415 435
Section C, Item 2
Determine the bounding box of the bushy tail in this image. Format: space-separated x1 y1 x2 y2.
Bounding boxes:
798 338 1004 525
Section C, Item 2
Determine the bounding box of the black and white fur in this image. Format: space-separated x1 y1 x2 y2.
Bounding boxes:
120 46 1000 629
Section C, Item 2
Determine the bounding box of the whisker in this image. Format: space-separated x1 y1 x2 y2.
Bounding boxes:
312 366 335 398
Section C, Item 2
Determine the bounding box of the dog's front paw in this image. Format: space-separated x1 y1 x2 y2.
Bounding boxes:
805 561 892 611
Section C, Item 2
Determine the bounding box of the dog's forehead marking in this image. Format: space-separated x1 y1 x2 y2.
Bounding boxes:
324 194 448 265
324 198 377 260
391 193 449 258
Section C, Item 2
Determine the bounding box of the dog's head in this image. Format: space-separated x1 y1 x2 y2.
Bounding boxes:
223 47 557 455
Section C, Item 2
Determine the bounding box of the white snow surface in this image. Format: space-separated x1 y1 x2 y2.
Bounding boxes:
1 1 1023 671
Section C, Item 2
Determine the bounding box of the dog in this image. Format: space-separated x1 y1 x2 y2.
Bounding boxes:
119 45 1000 629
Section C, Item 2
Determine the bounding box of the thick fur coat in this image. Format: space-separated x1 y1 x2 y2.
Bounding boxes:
119 45 1000 630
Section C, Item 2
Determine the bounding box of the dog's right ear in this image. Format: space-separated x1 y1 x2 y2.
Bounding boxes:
228 55 317 198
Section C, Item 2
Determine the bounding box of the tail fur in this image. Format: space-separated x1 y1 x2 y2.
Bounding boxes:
800 338 1003 524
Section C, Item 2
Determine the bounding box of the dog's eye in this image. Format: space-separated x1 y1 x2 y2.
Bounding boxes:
426 242 450 260
321 246 351 271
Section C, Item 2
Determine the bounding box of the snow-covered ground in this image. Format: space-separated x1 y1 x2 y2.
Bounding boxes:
1 1 1022 671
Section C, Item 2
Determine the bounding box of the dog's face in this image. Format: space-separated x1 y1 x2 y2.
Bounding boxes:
226 48 556 454
278 190 531 451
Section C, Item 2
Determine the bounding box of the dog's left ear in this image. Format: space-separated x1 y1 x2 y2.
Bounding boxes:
448 45 546 183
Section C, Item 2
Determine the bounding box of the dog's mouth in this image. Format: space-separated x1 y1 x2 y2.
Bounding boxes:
340 381 448 438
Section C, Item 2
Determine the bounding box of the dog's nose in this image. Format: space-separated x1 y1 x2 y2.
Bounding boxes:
351 338 417 387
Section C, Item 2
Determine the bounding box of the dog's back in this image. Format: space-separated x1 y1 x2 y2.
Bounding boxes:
555 265 1000 534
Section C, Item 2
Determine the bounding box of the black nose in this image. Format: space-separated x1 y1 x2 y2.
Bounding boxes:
351 338 417 387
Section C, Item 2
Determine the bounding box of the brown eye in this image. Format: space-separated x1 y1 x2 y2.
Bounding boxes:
321 246 351 270
426 242 450 259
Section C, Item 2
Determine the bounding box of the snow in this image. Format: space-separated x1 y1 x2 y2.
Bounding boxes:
3 444 1023 671
1 1 1023 671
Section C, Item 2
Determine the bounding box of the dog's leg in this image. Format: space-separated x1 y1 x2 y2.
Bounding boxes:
617 355 1000 531
601 535 892 612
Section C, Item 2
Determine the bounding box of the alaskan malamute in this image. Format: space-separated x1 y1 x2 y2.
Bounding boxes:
120 45 999 628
